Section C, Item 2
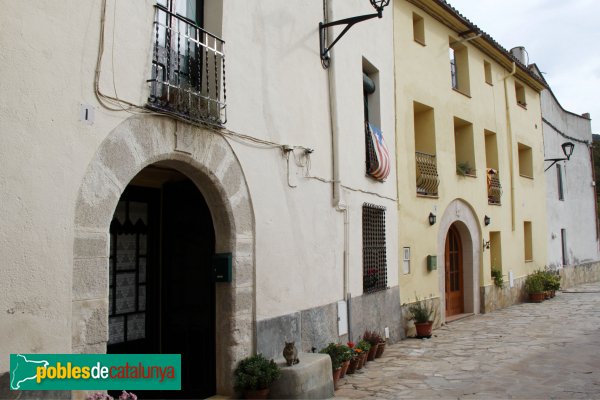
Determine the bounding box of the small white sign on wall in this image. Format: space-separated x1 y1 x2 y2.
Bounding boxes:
509 270 514 288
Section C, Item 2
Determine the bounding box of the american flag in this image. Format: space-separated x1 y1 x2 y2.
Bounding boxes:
367 123 390 181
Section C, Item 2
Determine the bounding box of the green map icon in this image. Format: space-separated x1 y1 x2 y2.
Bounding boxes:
10 354 49 390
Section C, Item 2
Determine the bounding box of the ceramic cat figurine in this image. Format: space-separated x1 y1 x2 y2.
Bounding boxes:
283 341 300 366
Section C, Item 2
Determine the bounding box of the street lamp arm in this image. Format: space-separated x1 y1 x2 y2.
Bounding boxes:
319 12 380 67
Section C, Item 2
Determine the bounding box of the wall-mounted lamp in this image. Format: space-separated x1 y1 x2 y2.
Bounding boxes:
544 141 575 172
484 215 491 226
483 239 490 250
319 0 390 68
428 212 436 226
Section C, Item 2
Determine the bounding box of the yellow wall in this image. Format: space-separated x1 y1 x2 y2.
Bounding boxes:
394 0 548 305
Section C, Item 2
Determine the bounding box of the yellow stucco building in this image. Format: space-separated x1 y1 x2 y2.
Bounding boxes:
394 0 548 328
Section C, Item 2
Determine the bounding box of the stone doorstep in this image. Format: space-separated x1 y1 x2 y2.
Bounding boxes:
269 352 334 399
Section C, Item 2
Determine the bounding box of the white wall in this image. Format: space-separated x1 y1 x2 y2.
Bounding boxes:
542 88 599 268
0 0 399 373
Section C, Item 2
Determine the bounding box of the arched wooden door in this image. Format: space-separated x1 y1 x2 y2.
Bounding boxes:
445 224 464 316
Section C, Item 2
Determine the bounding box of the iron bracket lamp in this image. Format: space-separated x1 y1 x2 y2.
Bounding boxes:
544 141 575 172
483 239 490 250
428 212 436 226
319 0 390 68
484 215 491 226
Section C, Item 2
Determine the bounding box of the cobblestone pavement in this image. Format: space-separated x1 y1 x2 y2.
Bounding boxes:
337 283 600 399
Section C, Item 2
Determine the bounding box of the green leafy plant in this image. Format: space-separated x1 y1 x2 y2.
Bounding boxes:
524 273 545 294
234 354 281 391
491 267 504 288
456 161 473 176
338 344 353 362
539 270 561 291
319 343 344 370
356 339 371 354
406 295 433 323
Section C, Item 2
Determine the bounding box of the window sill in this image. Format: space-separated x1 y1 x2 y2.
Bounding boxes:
517 103 528 110
525 259 533 263
457 172 477 178
414 38 426 46
488 201 502 206
417 193 439 199
452 88 471 98
519 174 534 180
485 81 493 86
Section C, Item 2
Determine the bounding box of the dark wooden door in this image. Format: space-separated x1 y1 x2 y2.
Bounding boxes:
445 225 464 316
161 180 216 399
108 181 216 399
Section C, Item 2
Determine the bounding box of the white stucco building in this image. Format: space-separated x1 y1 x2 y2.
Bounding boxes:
0 0 400 397
529 62 600 281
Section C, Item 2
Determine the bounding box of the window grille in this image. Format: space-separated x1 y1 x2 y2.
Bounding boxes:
148 1 226 125
362 203 387 293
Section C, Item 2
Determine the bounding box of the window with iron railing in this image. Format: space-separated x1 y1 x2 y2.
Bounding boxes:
147 1 226 125
415 152 439 196
363 204 387 294
487 169 502 205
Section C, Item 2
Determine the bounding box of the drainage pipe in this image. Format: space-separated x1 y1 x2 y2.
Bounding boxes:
324 0 352 340
502 62 517 231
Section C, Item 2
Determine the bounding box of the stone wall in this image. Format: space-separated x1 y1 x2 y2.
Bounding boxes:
480 276 528 314
560 261 600 288
256 286 402 359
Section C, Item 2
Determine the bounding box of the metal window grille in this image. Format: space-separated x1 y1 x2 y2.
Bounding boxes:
362 203 387 293
415 151 439 196
487 171 502 205
147 2 226 125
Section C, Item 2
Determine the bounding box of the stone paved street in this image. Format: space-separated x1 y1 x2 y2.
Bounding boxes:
337 283 600 399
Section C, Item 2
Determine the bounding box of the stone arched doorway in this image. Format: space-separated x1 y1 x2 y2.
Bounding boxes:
437 199 481 322
71 116 255 395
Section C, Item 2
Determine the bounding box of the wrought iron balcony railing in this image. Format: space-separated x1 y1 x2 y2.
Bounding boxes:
487 169 502 205
147 4 226 125
415 151 439 196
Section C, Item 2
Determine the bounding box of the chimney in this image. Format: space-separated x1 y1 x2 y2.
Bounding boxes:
510 46 527 65
582 113 591 119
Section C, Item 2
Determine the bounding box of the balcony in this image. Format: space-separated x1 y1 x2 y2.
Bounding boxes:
415 151 439 197
147 3 226 125
487 169 502 205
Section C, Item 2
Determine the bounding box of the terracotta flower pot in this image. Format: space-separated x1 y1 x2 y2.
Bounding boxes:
375 341 386 358
415 321 433 338
243 388 270 399
340 359 350 378
346 357 359 374
367 343 379 361
332 367 342 390
356 352 365 370
529 292 545 303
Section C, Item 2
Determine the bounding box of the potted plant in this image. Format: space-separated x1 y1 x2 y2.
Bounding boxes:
407 295 434 338
338 344 353 378
346 342 359 375
362 330 381 361
234 354 281 399
456 161 473 176
319 343 343 390
524 273 545 303
539 270 560 298
363 330 385 360
356 339 371 368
